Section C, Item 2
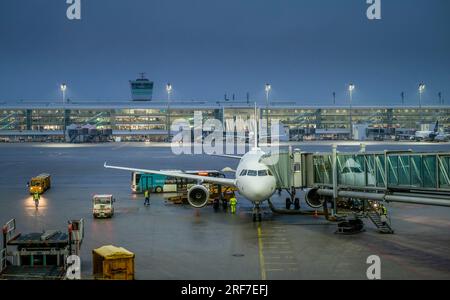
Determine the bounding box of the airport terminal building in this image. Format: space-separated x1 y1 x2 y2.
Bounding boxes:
0 100 449 142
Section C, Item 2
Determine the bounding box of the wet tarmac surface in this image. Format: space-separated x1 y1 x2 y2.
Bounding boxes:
1 142 450 279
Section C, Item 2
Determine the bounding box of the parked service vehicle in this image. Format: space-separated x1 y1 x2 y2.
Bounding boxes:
93 194 115 218
28 173 51 195
373 135 384 141
131 170 225 193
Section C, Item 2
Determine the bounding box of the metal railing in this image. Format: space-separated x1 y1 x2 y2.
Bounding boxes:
0 248 6 273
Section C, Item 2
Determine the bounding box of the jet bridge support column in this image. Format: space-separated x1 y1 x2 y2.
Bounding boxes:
332 144 338 216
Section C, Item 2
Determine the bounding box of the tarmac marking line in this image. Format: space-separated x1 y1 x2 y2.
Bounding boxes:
265 262 298 265
262 242 290 244
257 223 267 280
265 255 295 259
260 234 286 237
263 246 292 250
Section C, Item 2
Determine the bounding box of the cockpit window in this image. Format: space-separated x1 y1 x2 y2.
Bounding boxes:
258 170 268 176
247 170 257 176
240 169 272 177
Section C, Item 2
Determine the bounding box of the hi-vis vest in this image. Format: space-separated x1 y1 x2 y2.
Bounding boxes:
230 198 237 205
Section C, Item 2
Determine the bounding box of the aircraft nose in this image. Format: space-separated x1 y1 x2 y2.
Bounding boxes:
238 176 276 201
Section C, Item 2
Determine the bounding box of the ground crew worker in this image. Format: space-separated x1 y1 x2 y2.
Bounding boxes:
380 204 388 225
230 195 237 214
33 192 40 209
144 189 150 206
224 190 233 211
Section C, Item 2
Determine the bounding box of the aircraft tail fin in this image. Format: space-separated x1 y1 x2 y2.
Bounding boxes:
434 120 439 133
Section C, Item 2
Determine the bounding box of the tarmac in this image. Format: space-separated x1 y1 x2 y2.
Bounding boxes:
0 141 450 279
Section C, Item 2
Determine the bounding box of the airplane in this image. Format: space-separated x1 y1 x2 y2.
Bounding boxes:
339 158 376 187
414 121 439 141
104 106 278 222
434 132 450 142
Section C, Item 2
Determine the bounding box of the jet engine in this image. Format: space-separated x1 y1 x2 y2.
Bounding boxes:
304 188 324 209
187 185 210 208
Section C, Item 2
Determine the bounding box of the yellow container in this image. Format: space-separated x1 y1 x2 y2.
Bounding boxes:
92 245 135 280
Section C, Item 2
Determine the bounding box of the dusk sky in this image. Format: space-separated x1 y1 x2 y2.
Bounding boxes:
0 0 449 105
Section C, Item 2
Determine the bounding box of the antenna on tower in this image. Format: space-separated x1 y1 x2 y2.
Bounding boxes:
139 72 146 80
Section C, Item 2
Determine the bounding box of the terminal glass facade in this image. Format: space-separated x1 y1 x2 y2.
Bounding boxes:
31 109 65 131
0 109 27 131
114 109 165 131
0 104 449 141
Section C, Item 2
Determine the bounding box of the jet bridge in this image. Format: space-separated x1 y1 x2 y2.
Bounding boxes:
263 145 450 233
264 146 450 208
309 149 450 200
265 146 450 194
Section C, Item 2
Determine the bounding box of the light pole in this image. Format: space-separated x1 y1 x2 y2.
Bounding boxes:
60 83 67 105
265 83 271 130
418 83 425 124
401 92 405 106
348 83 355 139
166 83 172 141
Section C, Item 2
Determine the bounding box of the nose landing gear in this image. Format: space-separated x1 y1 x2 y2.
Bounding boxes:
252 203 262 222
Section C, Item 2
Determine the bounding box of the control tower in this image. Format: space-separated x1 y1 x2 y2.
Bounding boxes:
129 73 154 101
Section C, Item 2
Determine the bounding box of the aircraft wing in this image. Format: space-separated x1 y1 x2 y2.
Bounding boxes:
211 154 242 160
104 163 237 187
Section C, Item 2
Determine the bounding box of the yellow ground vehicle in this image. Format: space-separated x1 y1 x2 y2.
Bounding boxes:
93 245 135 280
29 173 51 195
